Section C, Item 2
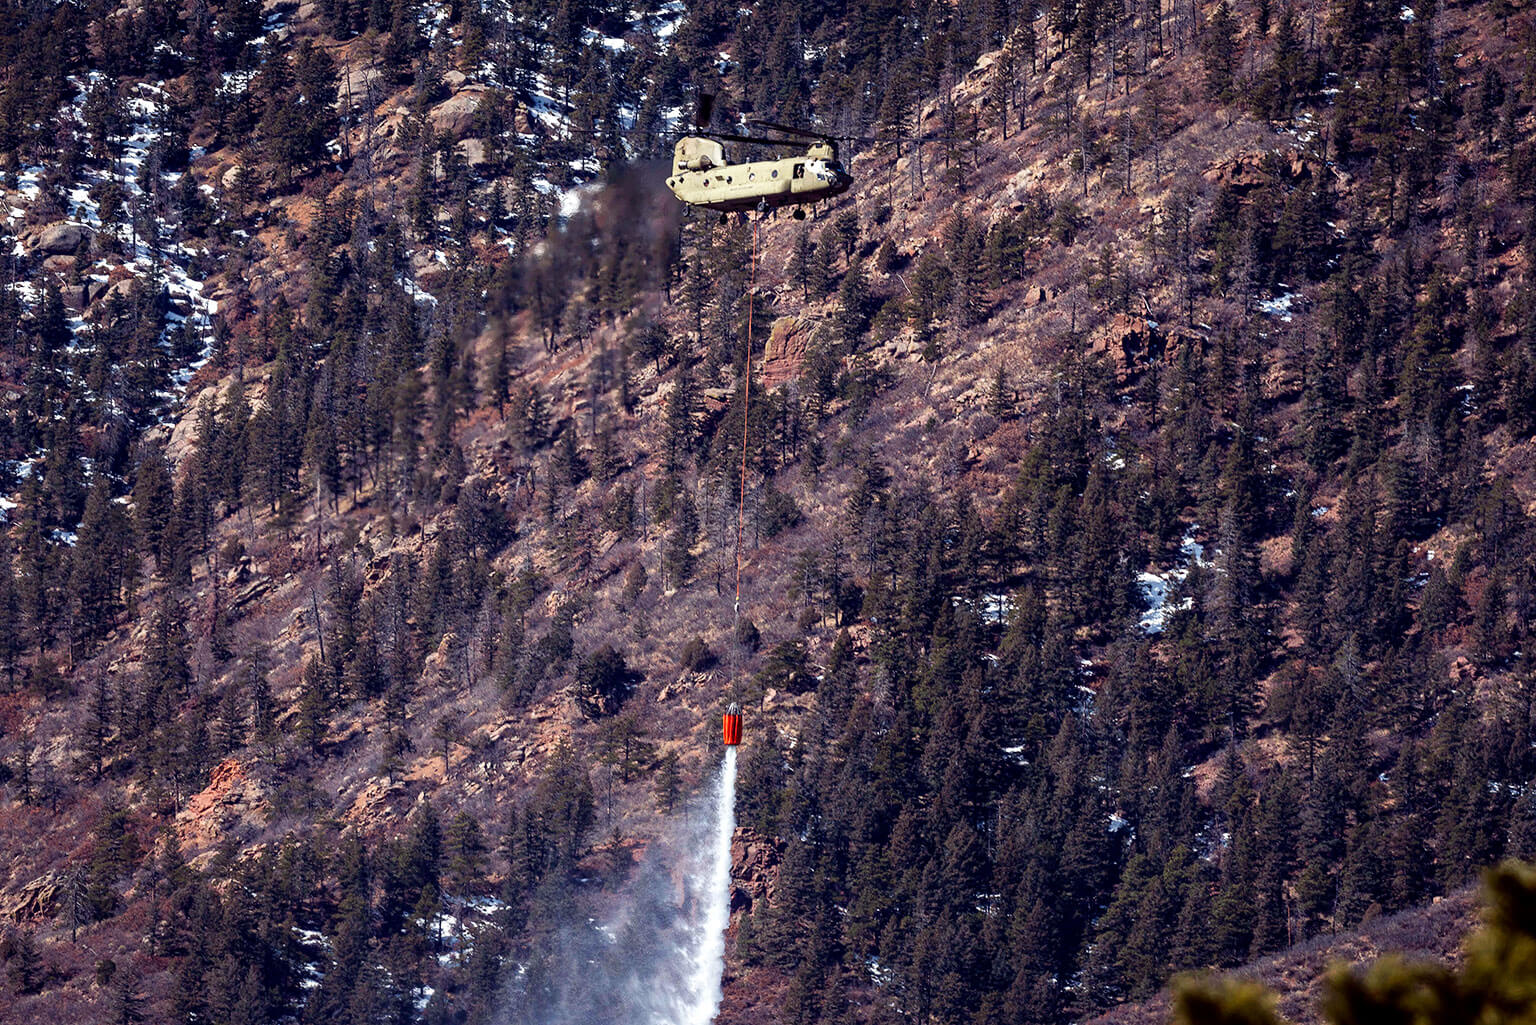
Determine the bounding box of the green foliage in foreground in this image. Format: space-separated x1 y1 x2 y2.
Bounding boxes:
1174 860 1536 1025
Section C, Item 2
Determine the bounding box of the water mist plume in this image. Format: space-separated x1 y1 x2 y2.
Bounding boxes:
500 749 739 1025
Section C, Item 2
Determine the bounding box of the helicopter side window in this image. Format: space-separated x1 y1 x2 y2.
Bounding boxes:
793 163 805 179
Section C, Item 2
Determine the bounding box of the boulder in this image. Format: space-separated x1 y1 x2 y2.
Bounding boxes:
108 276 140 302
32 221 90 256
61 280 90 311
166 380 223 466
339 66 383 103
1262 359 1303 402
231 575 274 612
410 250 449 292
428 87 489 139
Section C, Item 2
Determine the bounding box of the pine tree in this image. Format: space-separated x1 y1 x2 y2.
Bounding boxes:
1257 3 1304 120
947 215 989 329
653 750 681 812
834 260 871 346
81 669 113 781
6 928 42 993
788 225 820 301
0 545 20 686
294 654 332 755
1201 1 1237 103
70 475 133 650
662 493 698 588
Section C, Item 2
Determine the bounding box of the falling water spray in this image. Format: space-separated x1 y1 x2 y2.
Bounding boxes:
675 746 738 1025
500 749 739 1025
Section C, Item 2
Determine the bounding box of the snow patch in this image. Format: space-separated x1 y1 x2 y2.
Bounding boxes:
1137 527 1206 634
1256 292 1297 321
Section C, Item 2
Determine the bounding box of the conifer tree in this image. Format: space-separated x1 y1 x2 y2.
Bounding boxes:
1202 2 1238 103
780 225 815 304
0 545 20 686
834 260 871 346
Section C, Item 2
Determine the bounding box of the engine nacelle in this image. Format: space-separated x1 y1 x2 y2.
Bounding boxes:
674 136 726 174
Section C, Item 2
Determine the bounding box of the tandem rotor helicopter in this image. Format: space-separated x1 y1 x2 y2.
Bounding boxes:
664 94 852 219
655 92 953 221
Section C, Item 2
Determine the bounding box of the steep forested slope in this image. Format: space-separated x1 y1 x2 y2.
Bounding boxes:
1 0 1535 1022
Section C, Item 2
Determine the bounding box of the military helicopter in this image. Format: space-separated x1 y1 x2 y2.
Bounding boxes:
664 95 852 219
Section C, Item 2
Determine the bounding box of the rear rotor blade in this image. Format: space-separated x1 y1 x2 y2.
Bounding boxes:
840 130 966 145
747 118 832 141
749 117 962 147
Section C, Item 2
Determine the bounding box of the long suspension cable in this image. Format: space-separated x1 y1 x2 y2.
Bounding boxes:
733 218 759 625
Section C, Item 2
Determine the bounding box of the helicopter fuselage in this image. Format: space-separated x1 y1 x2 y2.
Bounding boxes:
666 136 851 213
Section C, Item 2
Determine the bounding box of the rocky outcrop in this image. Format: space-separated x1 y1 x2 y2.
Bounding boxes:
762 315 814 390
1202 150 1320 194
1091 313 1164 382
1 872 62 924
176 757 271 854
730 828 779 917
459 138 490 167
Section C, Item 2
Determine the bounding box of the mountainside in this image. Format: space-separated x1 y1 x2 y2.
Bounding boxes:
1086 884 1481 1024
2 0 1536 1022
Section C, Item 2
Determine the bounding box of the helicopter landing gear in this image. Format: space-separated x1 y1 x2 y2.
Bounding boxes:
792 207 806 220
756 198 769 215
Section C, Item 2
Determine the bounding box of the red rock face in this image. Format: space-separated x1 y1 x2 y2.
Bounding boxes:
761 316 814 390
176 758 270 857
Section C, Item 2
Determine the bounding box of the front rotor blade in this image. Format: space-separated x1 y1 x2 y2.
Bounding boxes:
710 131 803 147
